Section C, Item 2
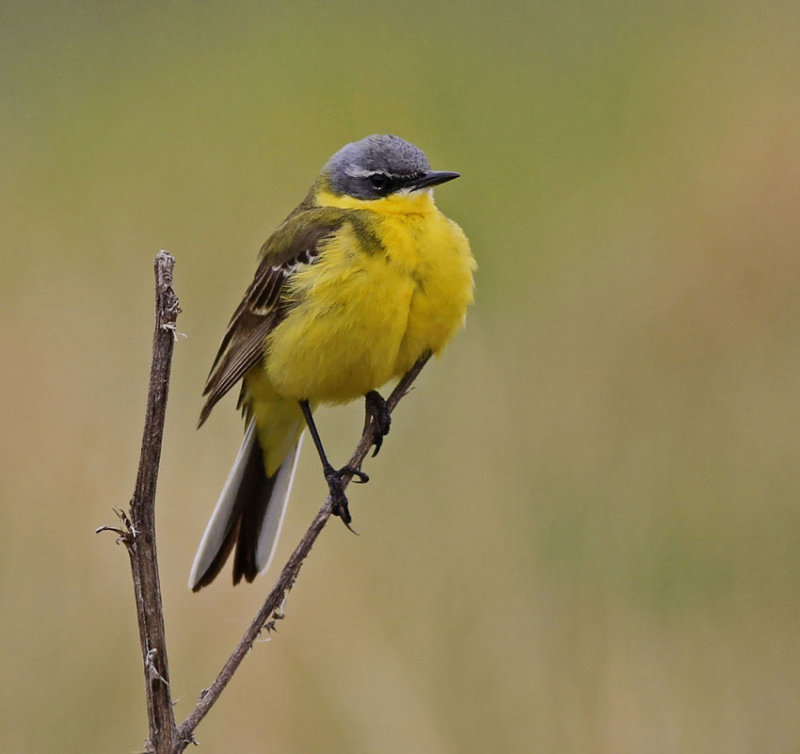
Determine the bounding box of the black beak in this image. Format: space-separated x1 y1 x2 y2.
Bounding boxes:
408 170 461 190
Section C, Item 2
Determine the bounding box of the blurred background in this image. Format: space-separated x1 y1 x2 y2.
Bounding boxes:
2 1 800 751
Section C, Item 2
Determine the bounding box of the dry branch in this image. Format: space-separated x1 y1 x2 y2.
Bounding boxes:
100 252 429 753
175 352 430 748
97 251 180 753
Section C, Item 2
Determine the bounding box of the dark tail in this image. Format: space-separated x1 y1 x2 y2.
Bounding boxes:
189 420 302 591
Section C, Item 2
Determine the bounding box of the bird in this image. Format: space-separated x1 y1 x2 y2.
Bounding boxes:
188 134 475 591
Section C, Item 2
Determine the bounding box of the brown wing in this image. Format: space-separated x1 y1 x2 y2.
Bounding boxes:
198 209 345 426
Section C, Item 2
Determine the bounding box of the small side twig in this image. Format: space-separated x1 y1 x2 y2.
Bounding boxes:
175 352 431 749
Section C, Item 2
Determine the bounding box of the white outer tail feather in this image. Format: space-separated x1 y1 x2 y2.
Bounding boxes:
188 420 303 590
255 430 302 574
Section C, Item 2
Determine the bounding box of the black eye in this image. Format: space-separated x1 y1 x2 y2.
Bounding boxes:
369 173 390 193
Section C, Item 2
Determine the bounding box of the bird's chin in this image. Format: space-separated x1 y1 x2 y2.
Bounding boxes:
376 188 437 214
392 186 435 202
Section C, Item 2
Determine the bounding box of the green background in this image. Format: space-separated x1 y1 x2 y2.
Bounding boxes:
2 1 800 751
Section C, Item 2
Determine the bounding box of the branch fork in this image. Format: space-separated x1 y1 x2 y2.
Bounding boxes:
99 251 430 752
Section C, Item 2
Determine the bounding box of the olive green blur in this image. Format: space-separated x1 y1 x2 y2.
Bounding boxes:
2 1 800 752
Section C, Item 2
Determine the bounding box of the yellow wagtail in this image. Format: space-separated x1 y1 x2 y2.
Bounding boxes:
189 134 475 590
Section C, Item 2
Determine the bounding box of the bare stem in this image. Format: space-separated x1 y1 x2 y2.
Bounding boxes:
100 251 180 753
175 352 431 750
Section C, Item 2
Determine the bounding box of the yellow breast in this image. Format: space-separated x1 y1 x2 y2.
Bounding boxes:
265 189 475 402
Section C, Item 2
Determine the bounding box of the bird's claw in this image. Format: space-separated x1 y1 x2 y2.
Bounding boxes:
340 465 369 484
324 464 368 530
365 390 391 456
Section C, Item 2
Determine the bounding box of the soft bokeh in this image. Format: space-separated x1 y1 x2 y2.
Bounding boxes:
2 1 800 751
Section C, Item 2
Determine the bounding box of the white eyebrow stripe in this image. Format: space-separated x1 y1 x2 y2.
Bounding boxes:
343 166 405 179
344 167 376 178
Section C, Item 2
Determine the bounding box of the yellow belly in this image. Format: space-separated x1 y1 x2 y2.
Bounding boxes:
264 200 474 403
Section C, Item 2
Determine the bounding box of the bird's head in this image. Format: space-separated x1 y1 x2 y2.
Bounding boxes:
315 134 459 212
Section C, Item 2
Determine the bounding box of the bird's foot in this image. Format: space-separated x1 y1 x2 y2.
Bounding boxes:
324 464 369 532
365 390 391 456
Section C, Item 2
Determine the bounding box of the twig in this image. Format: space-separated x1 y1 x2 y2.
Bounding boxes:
99 251 180 753
175 352 431 749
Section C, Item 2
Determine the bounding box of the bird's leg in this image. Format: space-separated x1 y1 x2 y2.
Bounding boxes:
364 390 391 456
299 400 368 529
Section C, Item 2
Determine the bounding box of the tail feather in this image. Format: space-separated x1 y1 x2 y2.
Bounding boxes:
189 420 302 591
233 434 302 584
